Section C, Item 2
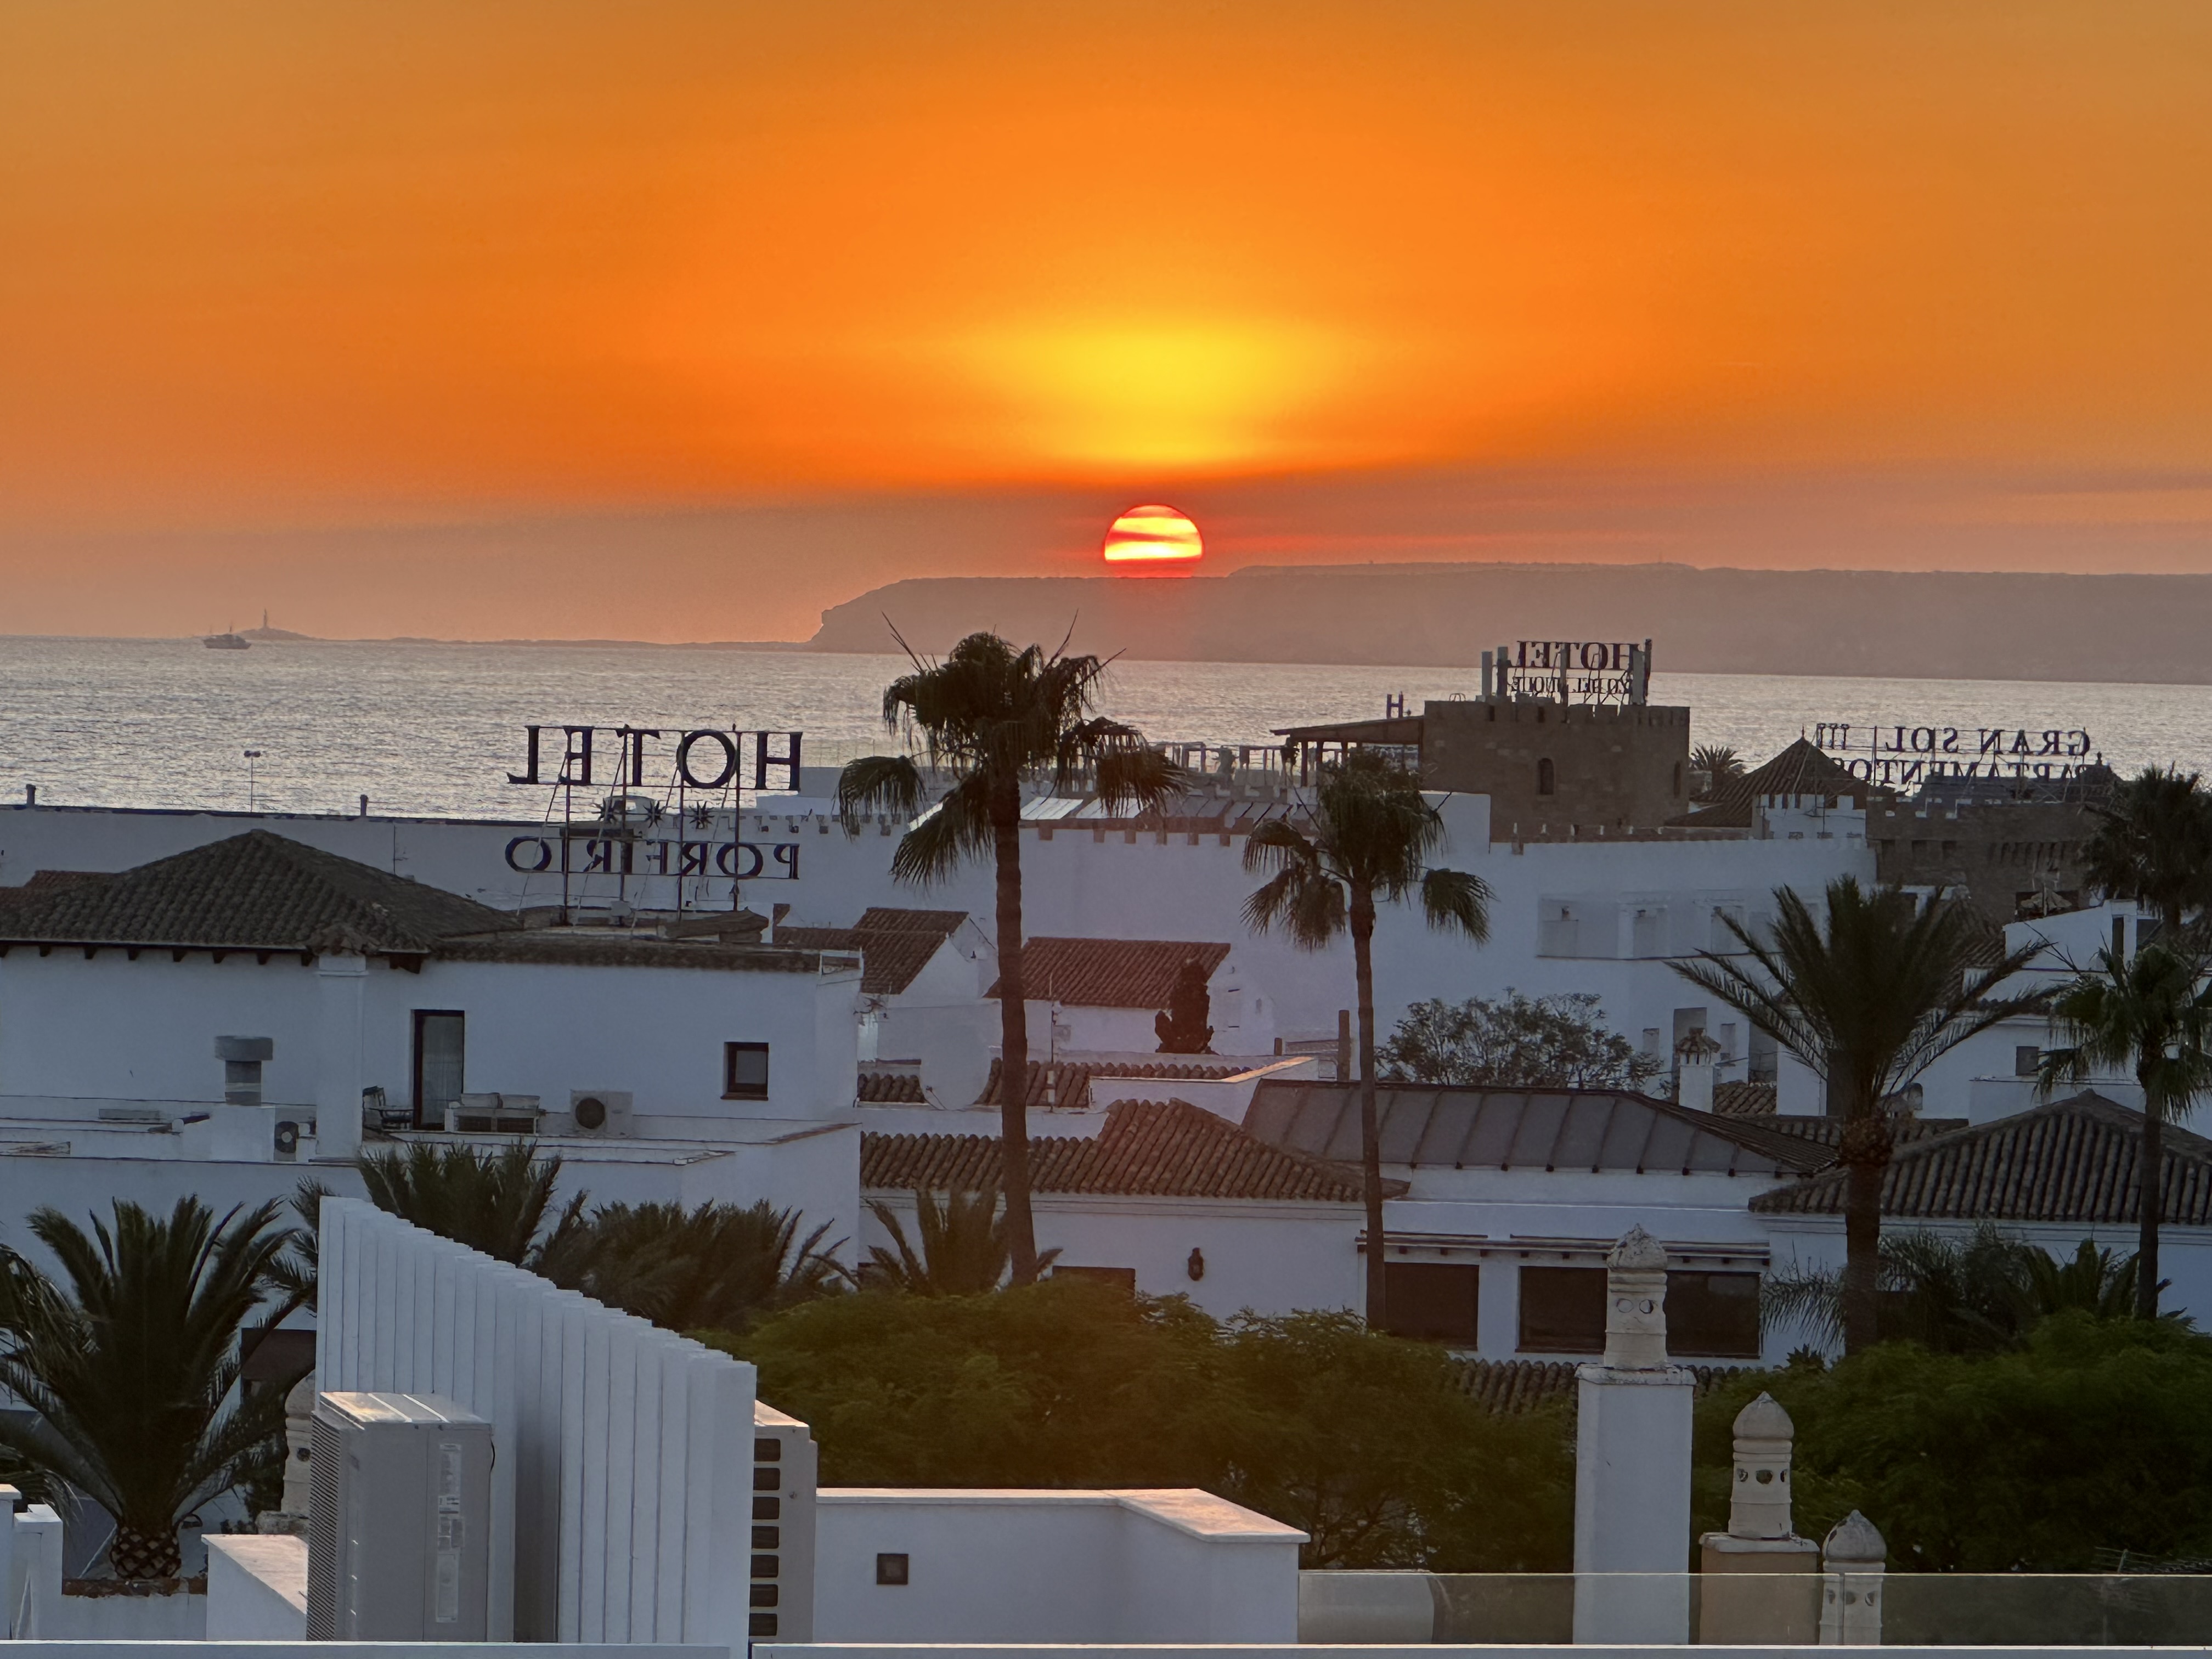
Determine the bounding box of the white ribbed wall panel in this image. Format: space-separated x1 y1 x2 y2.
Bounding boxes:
315 1198 758 1649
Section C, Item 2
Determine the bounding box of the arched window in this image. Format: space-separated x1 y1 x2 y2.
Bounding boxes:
1537 757 1556 796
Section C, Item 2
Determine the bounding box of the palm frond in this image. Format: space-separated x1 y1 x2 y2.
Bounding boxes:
1420 868 1493 943
837 754 926 834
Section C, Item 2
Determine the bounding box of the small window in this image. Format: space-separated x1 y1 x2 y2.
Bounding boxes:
1537 757 1556 796
876 1553 910 1587
2015 1045 2042 1077
1519 1266 1605 1353
1673 761 1684 797
1052 1265 1137 1293
1384 1262 1480 1345
724 1042 770 1099
1665 1271 1761 1359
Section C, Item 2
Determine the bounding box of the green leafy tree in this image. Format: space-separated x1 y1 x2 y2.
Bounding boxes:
1673 878 2040 1353
2038 943 2212 1316
539 1200 845 1332
358 1139 584 1268
0 1199 299 1579
715 1279 1572 1569
862 1188 1059 1295
1381 990 1662 1090
1153 956 1216 1054
1243 749 1493 1327
837 631 1183 1283
2083 765 2212 938
1215 1310 1571 1570
1692 1316 2212 1571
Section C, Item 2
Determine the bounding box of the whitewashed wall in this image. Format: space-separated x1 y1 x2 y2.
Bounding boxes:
812 1489 1302 1644
0 948 859 1127
317 1198 760 1648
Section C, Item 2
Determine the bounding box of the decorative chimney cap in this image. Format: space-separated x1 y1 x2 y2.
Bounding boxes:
1824 1509 1887 1566
1608 1224 1668 1272
1734 1390 1793 1440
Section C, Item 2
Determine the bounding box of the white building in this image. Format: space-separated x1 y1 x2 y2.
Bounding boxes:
0 830 865 1243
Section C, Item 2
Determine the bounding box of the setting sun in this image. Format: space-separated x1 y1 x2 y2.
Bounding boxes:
1102 505 1203 573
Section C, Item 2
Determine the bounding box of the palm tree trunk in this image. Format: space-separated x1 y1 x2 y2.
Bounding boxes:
992 801 1041 1285
2138 1081 2164 1320
1837 1087 1889 1355
1351 885 1386 1329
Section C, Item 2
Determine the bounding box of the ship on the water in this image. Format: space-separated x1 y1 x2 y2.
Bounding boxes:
202 629 249 650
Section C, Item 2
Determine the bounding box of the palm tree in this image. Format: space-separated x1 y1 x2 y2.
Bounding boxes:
1762 1223 2160 1353
359 1140 584 1268
862 1187 1060 1295
2038 943 2212 1317
1674 878 2040 1352
1242 749 1493 1327
836 630 1183 1283
540 1200 845 1331
2083 765 2212 941
0 1199 296 1579
1690 743 1746 798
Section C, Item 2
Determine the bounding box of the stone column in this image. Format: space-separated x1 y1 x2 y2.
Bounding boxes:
314 952 367 1162
1696 1393 1821 1641
257 1376 315 1536
1819 1511 1887 1645
1572 1227 1694 1644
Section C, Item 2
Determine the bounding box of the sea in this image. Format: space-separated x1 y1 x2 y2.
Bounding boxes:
0 633 2203 820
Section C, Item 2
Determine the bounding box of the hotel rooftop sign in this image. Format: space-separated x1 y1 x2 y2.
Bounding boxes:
1811 721 2104 786
1481 639 1653 706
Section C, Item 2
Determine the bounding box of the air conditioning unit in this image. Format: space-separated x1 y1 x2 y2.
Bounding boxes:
443 1092 541 1134
749 1401 819 1647
568 1089 635 1136
306 1391 493 1641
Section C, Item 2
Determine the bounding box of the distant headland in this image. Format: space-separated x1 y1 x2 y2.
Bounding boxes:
803 562 2212 686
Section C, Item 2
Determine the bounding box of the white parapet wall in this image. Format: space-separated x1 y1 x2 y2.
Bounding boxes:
205 1537 308 1640
316 1197 760 1649
814 1488 1304 1644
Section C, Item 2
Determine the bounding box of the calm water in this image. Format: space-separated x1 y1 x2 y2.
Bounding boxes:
0 634 2199 818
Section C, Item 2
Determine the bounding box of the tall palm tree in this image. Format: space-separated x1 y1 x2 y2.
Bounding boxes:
2038 943 2212 1317
359 1140 584 1268
0 1198 297 1579
1674 878 2040 1352
2083 765 2212 940
1242 749 1493 1327
837 630 1183 1282
862 1187 1059 1295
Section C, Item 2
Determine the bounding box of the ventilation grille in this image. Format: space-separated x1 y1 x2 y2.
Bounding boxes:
304 1408 339 1639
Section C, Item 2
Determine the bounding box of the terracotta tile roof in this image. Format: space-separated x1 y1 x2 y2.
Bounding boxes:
1673 738 1880 828
861 1097 1386 1203
0 831 509 954
1244 1080 1829 1175
1711 1081 1778 1116
776 906 966 994
859 1070 927 1104
1751 1115 1968 1150
1751 1092 2212 1223
975 1057 1250 1111
988 937 1231 1008
434 932 843 975
1454 1358 1744 1413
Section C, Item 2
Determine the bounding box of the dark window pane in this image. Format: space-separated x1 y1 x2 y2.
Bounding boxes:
1666 1270 1762 1358
751 1555 779 1579
748 1615 778 1638
752 1497 780 1521
1519 1266 1605 1353
1052 1266 1137 1293
1384 1262 1480 1345
725 1042 771 1099
413 1011 466 1125
876 1553 910 1587
749 1584 778 1609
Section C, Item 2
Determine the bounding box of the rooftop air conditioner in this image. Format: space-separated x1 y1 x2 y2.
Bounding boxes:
306 1391 493 1641
443 1092 541 1134
568 1089 635 1136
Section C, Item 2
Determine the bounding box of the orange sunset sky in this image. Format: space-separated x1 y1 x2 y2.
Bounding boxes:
5 2 2212 640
